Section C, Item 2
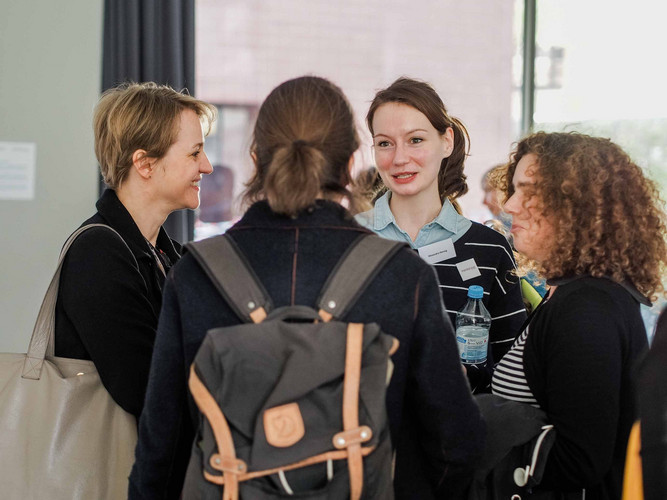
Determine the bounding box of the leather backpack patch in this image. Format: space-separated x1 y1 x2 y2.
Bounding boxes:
264 402 305 448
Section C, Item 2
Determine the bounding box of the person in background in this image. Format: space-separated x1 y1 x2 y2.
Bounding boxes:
56 82 216 419
623 307 667 500
198 164 235 223
355 77 526 393
354 165 385 207
481 164 510 227
129 75 484 500
491 131 667 499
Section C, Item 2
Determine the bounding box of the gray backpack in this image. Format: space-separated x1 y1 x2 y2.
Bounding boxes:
182 233 404 500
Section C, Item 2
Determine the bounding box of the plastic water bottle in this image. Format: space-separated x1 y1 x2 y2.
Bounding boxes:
456 285 491 364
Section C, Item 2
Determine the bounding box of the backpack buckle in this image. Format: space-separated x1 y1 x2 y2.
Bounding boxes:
210 454 247 474
332 426 373 449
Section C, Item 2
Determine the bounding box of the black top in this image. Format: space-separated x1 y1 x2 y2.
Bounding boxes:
54 189 181 417
523 276 648 499
637 308 667 500
129 200 485 500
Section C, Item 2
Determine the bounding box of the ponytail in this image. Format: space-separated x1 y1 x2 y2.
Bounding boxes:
244 76 361 217
264 141 327 216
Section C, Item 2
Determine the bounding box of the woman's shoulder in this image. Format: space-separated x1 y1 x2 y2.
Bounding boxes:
464 220 513 246
65 221 126 251
353 208 374 230
62 221 138 274
552 276 644 309
534 276 646 344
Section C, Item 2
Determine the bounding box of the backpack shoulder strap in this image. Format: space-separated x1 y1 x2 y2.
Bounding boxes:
186 235 272 323
317 234 406 321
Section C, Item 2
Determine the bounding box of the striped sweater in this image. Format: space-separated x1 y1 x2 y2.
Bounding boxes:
431 223 527 390
357 196 527 392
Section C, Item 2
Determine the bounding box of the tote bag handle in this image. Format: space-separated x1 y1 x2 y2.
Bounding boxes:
21 224 127 380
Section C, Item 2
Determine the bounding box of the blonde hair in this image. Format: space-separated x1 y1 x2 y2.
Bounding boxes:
94 82 216 189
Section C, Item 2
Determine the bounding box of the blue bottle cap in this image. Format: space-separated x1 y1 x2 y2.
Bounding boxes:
467 285 484 299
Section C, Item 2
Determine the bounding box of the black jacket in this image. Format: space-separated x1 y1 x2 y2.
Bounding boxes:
55 189 181 417
129 200 485 500
637 308 667 500
523 276 648 499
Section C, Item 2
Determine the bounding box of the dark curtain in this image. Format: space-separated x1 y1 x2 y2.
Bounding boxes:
100 0 197 243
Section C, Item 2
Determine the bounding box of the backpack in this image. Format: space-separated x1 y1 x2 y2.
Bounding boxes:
182 233 405 500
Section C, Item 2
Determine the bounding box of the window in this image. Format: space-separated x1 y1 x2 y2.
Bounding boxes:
529 0 667 193
195 104 255 240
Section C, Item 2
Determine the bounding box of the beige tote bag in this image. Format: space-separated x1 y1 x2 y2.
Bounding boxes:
0 224 138 500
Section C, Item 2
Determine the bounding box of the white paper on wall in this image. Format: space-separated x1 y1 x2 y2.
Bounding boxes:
0 141 37 200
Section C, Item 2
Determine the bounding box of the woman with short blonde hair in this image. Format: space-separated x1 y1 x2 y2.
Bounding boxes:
56 82 216 418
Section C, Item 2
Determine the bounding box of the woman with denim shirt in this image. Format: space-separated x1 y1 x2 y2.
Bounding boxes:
356 77 526 393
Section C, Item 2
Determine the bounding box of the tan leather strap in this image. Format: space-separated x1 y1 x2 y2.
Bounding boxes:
318 309 333 322
389 337 399 356
189 365 245 500
204 446 376 485
342 323 364 500
332 426 372 449
249 306 267 324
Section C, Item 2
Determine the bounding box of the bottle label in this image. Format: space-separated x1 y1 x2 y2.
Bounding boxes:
456 325 489 364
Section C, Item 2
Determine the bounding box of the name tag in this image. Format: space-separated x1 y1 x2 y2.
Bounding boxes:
418 238 456 264
456 258 481 281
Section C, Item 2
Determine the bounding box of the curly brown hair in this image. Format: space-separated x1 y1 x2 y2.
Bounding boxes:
495 132 667 300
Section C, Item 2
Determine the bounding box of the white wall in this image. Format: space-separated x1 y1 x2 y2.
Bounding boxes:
0 0 103 351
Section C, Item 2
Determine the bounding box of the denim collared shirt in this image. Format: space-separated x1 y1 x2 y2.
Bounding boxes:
355 191 472 249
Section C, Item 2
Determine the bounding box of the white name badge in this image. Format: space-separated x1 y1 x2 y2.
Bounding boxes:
417 238 456 264
456 258 481 281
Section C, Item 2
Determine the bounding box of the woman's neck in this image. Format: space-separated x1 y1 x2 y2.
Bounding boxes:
116 184 169 246
389 191 443 242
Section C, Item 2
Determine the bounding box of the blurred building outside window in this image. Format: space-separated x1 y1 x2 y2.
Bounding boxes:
193 0 666 335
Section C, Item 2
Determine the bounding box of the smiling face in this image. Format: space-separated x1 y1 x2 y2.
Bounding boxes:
371 102 452 203
153 109 213 211
504 153 555 263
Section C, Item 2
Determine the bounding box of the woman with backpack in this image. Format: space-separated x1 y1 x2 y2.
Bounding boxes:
129 76 484 499
355 77 527 393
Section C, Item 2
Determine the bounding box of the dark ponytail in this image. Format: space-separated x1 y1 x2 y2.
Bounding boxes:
438 116 470 213
367 77 470 212
244 76 361 217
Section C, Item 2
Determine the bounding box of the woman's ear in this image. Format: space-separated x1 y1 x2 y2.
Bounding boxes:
250 150 258 166
132 149 155 179
442 127 455 157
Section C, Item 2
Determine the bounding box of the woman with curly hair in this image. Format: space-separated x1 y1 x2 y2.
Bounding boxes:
491 131 667 499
